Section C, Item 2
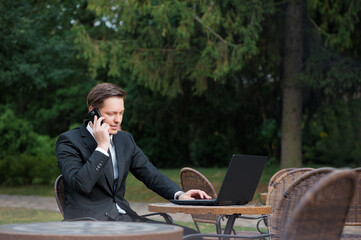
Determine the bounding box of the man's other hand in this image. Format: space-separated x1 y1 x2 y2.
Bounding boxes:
178 189 212 200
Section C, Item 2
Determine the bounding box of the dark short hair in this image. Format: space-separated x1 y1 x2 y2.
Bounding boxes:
87 83 126 109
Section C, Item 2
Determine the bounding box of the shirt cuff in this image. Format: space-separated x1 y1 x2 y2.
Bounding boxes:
174 191 184 200
95 147 109 157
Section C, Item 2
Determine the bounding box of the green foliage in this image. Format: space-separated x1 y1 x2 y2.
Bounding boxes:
303 100 361 166
260 118 280 161
0 107 60 186
0 154 60 186
75 0 275 96
301 38 361 100
0 0 360 179
0 108 37 156
0 0 93 136
307 0 361 52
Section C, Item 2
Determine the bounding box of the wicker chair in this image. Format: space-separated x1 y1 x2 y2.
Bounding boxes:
344 168 361 225
54 174 65 217
265 167 316 233
183 169 356 240
270 167 335 239
54 174 173 223
266 168 314 206
259 168 297 205
180 167 222 233
268 168 295 191
283 169 357 240
341 167 361 239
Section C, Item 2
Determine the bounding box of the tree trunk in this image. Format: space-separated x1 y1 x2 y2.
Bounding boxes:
281 0 304 168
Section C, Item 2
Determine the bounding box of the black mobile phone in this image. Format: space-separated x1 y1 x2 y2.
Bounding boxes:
88 108 104 125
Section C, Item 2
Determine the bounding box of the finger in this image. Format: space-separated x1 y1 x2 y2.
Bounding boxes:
201 191 212 199
99 116 105 125
93 115 99 127
198 191 211 199
200 191 208 199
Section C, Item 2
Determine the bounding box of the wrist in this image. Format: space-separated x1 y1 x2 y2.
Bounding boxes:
174 191 184 200
97 143 109 152
95 147 109 156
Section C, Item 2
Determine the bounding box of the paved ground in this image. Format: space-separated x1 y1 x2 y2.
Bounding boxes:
0 194 360 234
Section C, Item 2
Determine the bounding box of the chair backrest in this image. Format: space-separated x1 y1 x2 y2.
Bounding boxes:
180 167 218 224
345 167 361 226
180 167 217 198
270 167 335 239
283 170 357 240
266 168 314 206
54 174 65 217
268 168 295 191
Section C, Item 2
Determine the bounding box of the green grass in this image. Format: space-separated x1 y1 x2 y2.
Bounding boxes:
0 207 63 225
0 165 280 202
0 185 54 197
0 165 283 227
124 165 280 203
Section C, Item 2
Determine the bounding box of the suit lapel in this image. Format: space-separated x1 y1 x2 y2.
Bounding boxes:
80 122 97 153
80 122 114 193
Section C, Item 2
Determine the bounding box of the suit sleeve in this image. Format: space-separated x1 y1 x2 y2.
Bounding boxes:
56 132 110 194
127 133 182 199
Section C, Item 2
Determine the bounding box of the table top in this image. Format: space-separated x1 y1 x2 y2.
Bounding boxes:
148 202 272 215
0 221 183 240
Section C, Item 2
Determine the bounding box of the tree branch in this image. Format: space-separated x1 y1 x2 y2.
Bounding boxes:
194 15 228 44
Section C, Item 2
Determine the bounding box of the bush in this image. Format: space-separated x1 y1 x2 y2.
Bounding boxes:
0 107 59 186
303 100 361 166
0 154 60 186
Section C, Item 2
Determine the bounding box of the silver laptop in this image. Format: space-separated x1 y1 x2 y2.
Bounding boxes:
170 154 267 206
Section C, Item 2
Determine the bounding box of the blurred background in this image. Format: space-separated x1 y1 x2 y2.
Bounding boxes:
0 0 361 188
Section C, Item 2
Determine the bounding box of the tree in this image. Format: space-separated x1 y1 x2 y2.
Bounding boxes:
280 0 304 168
0 0 93 136
72 0 278 166
74 0 275 95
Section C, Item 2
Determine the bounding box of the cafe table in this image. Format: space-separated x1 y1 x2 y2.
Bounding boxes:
0 221 183 240
148 203 272 235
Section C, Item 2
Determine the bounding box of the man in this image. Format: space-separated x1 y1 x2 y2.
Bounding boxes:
56 82 210 235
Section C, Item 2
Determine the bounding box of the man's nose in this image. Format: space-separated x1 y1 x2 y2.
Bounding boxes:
114 114 122 123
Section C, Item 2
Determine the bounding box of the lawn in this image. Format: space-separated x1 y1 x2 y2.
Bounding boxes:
0 164 280 202
0 165 280 229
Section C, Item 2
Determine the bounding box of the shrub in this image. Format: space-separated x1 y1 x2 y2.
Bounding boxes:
0 107 59 186
303 100 361 166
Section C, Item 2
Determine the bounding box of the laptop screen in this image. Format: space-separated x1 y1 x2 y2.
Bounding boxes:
216 154 267 205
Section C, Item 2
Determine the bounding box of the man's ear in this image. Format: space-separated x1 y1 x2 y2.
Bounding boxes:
88 106 94 112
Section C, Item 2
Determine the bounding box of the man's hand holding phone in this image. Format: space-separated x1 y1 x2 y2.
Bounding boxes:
90 113 110 152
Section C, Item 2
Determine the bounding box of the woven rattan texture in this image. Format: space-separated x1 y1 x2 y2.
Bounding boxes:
270 168 335 239
284 170 356 240
267 168 295 192
344 168 361 226
266 168 314 206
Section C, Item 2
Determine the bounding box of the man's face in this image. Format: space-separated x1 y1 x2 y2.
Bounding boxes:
97 97 124 135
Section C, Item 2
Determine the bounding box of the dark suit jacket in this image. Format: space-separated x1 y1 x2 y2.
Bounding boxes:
56 121 181 221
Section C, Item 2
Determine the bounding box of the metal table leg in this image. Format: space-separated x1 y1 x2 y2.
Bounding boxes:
221 213 239 239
